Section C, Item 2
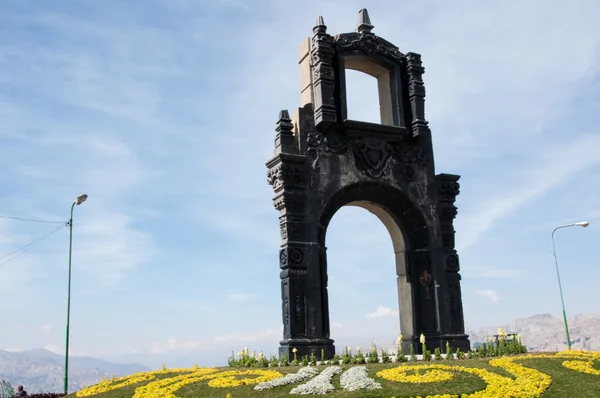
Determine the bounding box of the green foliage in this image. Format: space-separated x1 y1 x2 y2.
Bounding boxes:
301 355 309 366
279 352 289 367
446 341 453 360
367 343 379 364
0 380 15 398
409 344 417 362
269 355 278 368
320 349 325 365
382 349 391 363
434 347 443 361
356 350 366 364
455 347 465 360
331 353 340 365
397 350 407 362
342 347 353 364
259 354 269 367
309 352 317 366
291 349 299 366
423 349 432 361
474 336 529 359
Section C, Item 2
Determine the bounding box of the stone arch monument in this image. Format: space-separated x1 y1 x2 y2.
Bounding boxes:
266 8 470 359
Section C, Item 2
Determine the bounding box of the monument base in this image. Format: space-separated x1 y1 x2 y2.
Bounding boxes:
279 338 336 361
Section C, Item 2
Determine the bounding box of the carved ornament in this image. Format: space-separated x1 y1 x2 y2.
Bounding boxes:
334 32 403 60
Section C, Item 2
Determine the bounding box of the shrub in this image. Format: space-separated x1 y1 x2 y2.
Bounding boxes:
434 347 443 361
409 344 417 362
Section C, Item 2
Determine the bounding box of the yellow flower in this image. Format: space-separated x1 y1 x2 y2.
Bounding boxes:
207 369 283 388
292 347 298 353
397 334 403 344
420 334 426 344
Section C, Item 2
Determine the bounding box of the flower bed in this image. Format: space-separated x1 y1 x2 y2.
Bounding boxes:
254 367 319 391
289 366 341 395
73 349 600 397
339 366 382 391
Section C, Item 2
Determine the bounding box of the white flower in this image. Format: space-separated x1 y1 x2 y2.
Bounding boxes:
340 366 382 391
254 366 319 391
290 366 342 395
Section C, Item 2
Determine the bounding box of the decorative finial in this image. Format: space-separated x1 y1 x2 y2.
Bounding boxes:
313 15 327 34
356 8 374 33
278 110 291 121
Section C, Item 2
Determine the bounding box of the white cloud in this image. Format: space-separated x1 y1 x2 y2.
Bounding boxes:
165 338 204 351
464 267 524 279
40 324 52 333
44 345 61 354
476 290 500 303
214 328 281 344
366 306 399 319
457 134 600 251
226 291 259 302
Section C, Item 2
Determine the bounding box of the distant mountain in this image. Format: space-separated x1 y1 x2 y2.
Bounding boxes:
466 313 600 352
336 313 600 355
0 349 150 394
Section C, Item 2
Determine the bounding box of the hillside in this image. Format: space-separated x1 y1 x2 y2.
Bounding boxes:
0 349 149 394
466 313 600 351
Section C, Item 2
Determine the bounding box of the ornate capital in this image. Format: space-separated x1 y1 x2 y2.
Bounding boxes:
266 154 307 193
436 173 460 203
405 52 424 81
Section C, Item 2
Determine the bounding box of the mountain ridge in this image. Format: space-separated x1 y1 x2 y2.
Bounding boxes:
0 349 150 394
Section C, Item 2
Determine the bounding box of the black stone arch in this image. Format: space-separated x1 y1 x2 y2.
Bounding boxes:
317 181 430 250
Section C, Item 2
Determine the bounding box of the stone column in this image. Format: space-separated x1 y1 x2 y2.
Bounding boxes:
434 174 471 352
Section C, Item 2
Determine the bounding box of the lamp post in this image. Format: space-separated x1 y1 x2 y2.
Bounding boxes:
64 194 88 396
433 282 442 350
551 221 589 351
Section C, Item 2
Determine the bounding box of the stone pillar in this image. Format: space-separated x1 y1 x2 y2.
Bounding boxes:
434 173 471 352
405 52 429 137
311 16 337 129
267 110 335 361
278 243 335 360
405 249 440 354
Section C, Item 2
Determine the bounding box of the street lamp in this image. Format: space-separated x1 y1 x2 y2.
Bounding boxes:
64 194 88 395
433 282 442 350
551 221 589 351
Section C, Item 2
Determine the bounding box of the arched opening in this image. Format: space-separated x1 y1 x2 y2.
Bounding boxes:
324 202 414 348
342 56 396 126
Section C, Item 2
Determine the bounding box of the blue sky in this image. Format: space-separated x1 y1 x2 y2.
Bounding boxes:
1 0 599 368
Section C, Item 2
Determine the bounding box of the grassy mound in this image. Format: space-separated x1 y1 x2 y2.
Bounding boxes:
67 351 600 397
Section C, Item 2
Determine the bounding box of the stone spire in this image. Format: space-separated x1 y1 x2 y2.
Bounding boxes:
274 110 296 154
313 15 326 34
356 8 374 33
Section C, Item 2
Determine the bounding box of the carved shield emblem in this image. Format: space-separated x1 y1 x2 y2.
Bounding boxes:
352 137 393 177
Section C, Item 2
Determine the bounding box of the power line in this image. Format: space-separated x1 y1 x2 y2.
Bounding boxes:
0 215 66 224
0 223 67 267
